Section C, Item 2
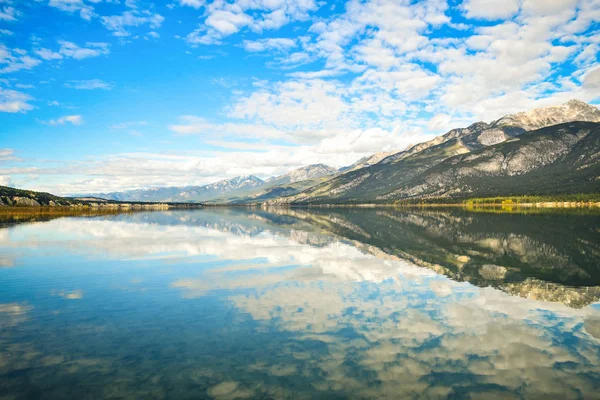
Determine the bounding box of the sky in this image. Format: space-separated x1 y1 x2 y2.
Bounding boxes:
0 0 599 195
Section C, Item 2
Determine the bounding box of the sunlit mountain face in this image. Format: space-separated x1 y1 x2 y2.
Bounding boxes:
0 208 599 399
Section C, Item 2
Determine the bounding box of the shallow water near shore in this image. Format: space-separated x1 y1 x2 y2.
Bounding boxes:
0 207 599 399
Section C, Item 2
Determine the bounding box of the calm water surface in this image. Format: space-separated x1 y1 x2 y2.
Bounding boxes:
0 208 599 399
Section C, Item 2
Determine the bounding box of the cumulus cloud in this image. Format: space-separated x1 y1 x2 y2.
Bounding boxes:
2 0 599 195
462 0 520 20
228 79 349 129
258 0 600 123
185 0 318 45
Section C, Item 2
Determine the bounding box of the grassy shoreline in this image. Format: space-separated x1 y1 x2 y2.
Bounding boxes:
2 194 600 211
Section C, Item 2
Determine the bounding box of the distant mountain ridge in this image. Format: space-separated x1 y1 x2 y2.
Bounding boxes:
88 164 340 203
0 185 193 209
93 175 265 203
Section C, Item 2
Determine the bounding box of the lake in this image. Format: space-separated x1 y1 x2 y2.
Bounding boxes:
1 207 599 399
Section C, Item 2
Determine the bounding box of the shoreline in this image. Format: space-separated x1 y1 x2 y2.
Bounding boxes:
256 201 600 208
1 201 600 212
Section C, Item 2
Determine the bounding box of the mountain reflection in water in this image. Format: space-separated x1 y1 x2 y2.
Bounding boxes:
0 207 599 399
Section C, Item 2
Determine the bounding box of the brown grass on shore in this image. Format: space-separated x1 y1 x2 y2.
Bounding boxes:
0 207 135 225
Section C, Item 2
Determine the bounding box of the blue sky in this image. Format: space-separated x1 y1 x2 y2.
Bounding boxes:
0 0 599 194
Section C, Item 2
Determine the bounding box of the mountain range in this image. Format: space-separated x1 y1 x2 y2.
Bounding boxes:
60 99 600 205
91 175 265 203
276 99 600 204
89 164 341 203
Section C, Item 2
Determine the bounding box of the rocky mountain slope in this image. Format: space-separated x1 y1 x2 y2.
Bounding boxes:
0 186 70 207
279 100 600 204
266 164 337 186
339 151 398 172
386 121 600 201
214 164 340 204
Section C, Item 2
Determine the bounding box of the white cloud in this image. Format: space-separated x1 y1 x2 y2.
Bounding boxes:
64 79 113 90
0 87 34 113
228 79 349 130
0 175 11 186
48 0 95 20
0 44 41 74
287 69 343 79
206 9 252 35
35 41 110 60
242 38 297 52
58 41 110 59
169 116 291 139
0 5 18 21
462 0 520 20
427 113 452 131
42 115 83 126
180 0 204 9
101 11 164 37
521 0 578 16
0 148 15 159
48 0 164 38
185 0 318 45
583 67 600 90
34 48 63 60
354 38 399 70
573 43 599 67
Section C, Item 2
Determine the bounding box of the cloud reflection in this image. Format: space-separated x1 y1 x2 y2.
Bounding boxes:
0 209 599 399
